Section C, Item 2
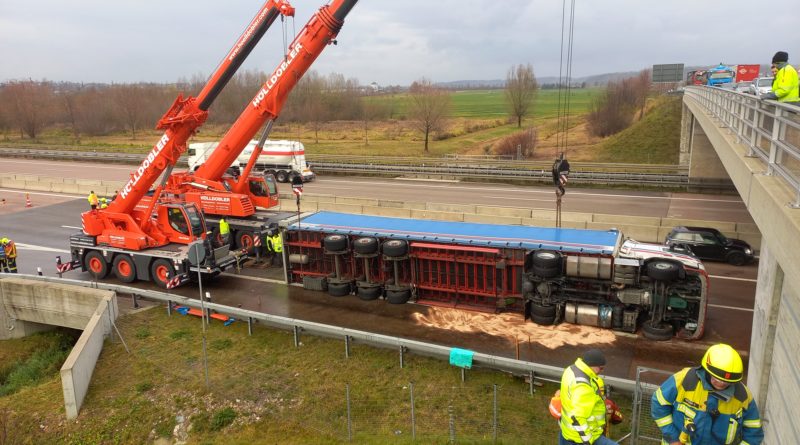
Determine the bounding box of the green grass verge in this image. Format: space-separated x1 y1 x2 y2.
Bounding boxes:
0 308 632 444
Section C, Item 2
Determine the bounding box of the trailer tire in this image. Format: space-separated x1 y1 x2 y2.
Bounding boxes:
531 313 556 326
276 170 289 183
150 259 175 289
236 231 256 252
357 285 382 301
84 251 109 279
382 240 408 257
328 281 351 297
530 303 557 318
386 289 411 304
353 237 379 254
646 261 681 282
323 234 348 252
112 255 137 283
642 320 674 341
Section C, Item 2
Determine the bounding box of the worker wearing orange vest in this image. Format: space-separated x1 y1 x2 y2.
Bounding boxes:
1 238 17 273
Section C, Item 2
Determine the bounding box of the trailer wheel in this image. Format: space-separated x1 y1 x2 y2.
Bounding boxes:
112 255 137 283
386 289 411 304
357 285 382 301
646 261 681 282
236 231 256 252
531 313 556 326
150 259 175 288
353 237 379 255
530 303 558 318
276 170 289 183
328 281 351 297
84 251 109 279
642 320 674 341
323 234 348 252
382 240 409 257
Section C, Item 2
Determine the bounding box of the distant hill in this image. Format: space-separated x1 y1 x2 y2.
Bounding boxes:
435 71 642 90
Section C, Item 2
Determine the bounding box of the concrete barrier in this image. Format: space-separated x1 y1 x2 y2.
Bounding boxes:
0 277 118 419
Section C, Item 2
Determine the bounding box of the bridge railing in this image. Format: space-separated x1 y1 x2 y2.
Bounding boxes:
684 86 800 207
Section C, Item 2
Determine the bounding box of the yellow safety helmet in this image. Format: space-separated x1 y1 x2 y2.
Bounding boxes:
702 344 743 383
1 238 8 244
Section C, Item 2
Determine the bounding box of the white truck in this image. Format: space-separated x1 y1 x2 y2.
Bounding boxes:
187 139 315 183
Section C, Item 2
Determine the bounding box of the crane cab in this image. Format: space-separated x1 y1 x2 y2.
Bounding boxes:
157 203 207 244
220 172 279 210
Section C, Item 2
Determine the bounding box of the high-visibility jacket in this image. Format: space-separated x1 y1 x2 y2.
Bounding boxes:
651 367 763 445
268 234 283 253
3 240 16 259
772 63 799 103
88 192 98 206
219 219 230 236
559 358 608 444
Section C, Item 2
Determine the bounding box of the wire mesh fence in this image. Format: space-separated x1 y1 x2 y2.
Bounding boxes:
630 367 674 444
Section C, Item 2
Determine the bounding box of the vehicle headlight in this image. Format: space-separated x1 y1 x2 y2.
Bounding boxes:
745 248 752 255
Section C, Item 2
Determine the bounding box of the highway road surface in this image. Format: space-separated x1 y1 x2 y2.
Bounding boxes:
0 159 758 380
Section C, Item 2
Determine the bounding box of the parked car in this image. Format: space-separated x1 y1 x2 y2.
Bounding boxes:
665 226 754 266
748 77 774 97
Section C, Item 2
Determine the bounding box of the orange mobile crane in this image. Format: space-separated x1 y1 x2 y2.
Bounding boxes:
144 0 360 252
62 1 296 287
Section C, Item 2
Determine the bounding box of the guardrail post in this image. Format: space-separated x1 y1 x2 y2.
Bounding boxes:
529 370 535 396
767 107 782 176
293 325 301 348
247 317 253 336
400 345 407 369
167 301 172 317
345 335 351 359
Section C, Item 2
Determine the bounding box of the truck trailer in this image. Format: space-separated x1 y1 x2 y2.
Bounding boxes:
187 139 315 183
281 212 709 341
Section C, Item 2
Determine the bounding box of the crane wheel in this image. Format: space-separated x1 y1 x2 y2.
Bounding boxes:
84 251 109 279
113 255 137 283
150 259 175 288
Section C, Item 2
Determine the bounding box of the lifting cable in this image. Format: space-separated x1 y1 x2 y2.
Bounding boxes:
556 0 577 159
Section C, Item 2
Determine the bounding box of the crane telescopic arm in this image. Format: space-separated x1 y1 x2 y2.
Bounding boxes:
104 0 295 217
193 0 359 187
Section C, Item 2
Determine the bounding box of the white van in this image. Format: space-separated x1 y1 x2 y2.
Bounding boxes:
187 139 315 183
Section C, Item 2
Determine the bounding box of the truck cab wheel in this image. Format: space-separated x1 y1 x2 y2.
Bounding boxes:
150 259 175 288
113 255 137 283
84 251 109 279
641 320 674 341
646 261 681 282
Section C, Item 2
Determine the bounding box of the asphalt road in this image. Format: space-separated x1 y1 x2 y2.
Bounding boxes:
0 183 758 381
0 158 755 222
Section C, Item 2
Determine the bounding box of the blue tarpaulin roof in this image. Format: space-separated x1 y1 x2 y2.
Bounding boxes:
289 211 620 255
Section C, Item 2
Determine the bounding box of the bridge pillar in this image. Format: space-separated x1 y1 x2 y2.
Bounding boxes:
687 114 729 181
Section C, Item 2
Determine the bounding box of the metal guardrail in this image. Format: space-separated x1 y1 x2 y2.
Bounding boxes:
0 147 699 188
684 86 800 207
3 273 639 393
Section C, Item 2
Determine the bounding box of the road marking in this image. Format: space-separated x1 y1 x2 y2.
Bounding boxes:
221 272 284 285
61 225 83 230
0 188 84 199
709 303 753 313
16 242 70 253
709 275 757 283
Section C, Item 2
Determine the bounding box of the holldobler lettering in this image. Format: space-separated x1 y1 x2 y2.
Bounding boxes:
120 133 170 200
252 42 303 108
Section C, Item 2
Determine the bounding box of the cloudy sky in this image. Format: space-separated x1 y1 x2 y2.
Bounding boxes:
1 0 796 86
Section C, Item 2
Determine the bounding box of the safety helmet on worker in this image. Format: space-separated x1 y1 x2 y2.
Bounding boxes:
701 343 743 383
0 238 8 244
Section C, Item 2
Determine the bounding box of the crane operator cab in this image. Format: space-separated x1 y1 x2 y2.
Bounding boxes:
159 203 206 244
220 173 279 209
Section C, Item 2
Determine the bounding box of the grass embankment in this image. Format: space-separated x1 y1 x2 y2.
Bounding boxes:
0 308 631 444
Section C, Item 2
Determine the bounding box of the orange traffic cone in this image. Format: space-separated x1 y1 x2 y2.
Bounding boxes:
25 193 32 208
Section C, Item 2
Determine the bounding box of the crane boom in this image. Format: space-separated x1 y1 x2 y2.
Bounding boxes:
106 0 295 216
193 0 358 184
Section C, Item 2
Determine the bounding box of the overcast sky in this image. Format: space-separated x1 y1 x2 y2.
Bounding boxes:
1 0 797 86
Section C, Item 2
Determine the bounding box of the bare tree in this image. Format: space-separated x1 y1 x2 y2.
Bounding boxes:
1 80 55 139
634 69 652 120
504 64 539 128
407 78 451 153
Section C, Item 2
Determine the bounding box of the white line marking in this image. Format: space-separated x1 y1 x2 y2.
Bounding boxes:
61 225 82 230
16 242 70 253
708 304 753 313
0 188 83 199
709 275 757 283
221 272 284 284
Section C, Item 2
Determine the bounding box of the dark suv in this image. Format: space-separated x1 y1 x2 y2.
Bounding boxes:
665 226 754 266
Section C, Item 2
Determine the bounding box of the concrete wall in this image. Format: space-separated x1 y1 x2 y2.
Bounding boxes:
61 297 116 419
685 95 800 442
0 277 118 419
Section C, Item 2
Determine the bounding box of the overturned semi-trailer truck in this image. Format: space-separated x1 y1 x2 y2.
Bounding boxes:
280 212 708 341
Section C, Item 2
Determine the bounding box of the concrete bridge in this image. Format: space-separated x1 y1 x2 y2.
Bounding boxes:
682 87 800 442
